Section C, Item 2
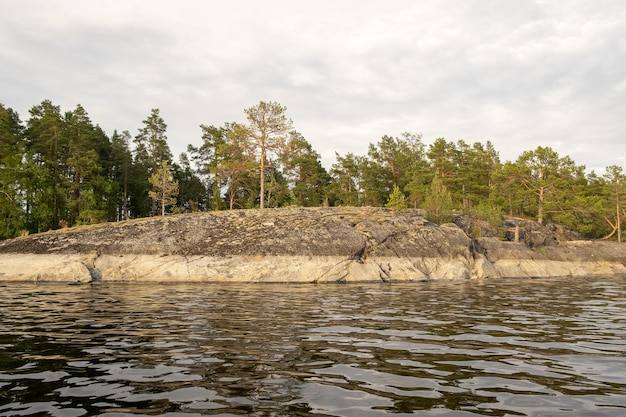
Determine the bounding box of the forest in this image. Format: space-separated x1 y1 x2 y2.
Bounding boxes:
0 99 624 242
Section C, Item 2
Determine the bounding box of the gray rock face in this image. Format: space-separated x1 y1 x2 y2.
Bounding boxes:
0 207 624 283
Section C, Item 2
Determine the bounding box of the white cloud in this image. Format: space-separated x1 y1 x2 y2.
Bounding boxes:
1 0 625 172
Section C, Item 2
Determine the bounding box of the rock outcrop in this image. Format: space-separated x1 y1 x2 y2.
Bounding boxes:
0 207 624 283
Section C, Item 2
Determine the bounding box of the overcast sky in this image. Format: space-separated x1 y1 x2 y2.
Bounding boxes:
1 0 625 172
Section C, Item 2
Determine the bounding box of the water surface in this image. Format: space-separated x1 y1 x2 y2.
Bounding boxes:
1 277 625 416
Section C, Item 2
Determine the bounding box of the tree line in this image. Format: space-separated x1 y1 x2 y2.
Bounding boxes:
0 99 624 242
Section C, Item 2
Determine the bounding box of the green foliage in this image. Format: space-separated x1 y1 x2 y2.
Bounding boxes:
362 133 426 206
25 100 67 231
132 109 175 217
492 161 528 217
600 165 625 242
64 105 112 225
329 152 364 206
75 188 109 225
510 146 585 225
148 161 179 216
425 138 501 211
0 104 26 238
424 176 453 224
110 130 133 220
134 108 173 172
173 152 207 213
281 131 331 207
0 98 624 241
427 138 457 181
189 121 259 210
190 124 229 210
385 184 407 210
244 100 293 209
468 202 504 227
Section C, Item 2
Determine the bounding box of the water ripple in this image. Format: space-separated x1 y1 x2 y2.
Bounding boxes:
0 277 625 416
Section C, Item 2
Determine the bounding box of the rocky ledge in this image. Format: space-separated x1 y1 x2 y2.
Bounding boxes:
0 207 624 283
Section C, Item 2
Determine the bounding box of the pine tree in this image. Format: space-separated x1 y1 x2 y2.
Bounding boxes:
148 161 179 216
330 152 364 206
425 176 453 224
281 131 331 206
191 124 228 210
25 100 68 232
603 165 625 242
64 104 110 226
110 130 133 220
513 146 585 225
133 109 173 217
0 104 26 238
363 133 426 206
134 108 173 173
173 152 207 212
244 101 292 209
385 184 407 210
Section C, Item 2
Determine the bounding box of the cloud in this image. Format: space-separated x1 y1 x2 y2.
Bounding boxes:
1 0 625 172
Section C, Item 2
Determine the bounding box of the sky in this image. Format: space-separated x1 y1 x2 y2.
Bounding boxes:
1 0 625 173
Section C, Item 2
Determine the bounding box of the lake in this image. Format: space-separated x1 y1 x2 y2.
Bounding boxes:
1 277 625 416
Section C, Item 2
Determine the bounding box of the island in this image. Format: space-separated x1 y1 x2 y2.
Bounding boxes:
0 207 624 283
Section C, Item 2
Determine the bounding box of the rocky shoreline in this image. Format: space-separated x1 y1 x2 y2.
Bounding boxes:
0 207 624 283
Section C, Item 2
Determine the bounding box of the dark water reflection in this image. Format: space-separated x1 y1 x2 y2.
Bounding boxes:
1 277 625 416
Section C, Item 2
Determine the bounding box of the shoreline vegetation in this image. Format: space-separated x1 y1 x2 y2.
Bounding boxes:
0 100 625 245
0 207 624 283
